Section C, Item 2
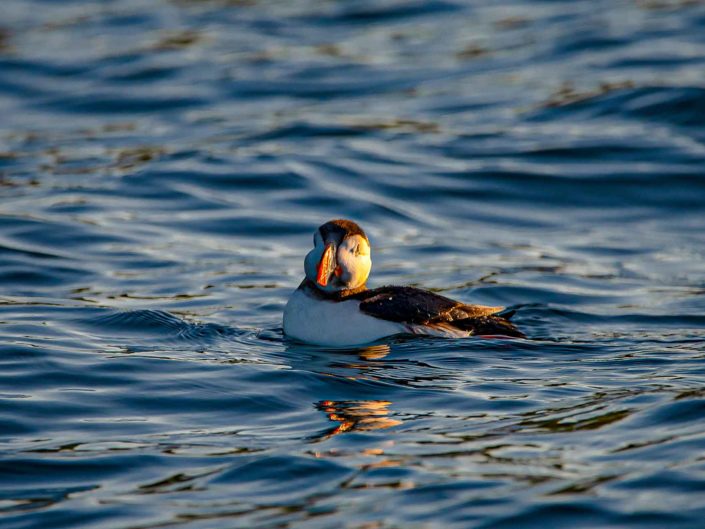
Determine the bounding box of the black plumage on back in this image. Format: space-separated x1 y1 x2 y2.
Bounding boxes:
354 286 524 338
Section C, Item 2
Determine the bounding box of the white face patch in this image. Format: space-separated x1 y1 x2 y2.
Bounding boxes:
304 237 325 286
336 234 371 290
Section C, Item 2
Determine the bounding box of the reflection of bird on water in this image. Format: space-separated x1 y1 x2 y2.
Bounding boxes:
351 343 390 361
313 400 402 441
284 219 524 346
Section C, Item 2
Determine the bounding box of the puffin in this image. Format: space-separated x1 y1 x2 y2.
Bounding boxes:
283 219 524 346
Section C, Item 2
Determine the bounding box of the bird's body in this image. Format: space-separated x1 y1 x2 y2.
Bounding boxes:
283 219 523 346
283 284 403 346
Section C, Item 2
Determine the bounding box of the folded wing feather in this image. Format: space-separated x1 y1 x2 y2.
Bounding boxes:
355 286 524 338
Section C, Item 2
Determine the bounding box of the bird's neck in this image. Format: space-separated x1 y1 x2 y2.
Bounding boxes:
300 279 368 300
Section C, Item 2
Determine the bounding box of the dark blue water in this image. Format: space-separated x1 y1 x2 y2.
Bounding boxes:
1 1 705 527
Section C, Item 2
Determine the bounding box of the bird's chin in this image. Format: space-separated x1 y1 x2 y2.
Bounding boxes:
308 275 363 295
313 279 345 293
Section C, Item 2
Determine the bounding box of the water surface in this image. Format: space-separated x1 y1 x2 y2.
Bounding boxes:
1 1 705 528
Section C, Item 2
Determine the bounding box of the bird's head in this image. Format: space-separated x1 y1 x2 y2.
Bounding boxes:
304 219 371 294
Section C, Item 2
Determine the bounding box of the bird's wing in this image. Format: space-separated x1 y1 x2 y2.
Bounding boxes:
356 286 523 338
356 286 498 323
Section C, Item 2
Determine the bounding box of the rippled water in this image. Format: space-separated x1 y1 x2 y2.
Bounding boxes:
1 1 705 527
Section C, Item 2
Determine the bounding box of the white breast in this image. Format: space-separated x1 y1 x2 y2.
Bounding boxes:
283 289 405 347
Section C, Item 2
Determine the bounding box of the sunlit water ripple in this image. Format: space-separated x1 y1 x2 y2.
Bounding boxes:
1 1 705 528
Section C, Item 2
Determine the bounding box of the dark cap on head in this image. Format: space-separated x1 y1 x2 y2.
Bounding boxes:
318 219 368 243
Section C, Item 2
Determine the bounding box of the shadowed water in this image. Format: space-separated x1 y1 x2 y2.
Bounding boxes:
1 1 705 528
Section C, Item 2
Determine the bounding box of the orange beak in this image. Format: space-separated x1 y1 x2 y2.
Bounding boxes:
316 243 336 287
